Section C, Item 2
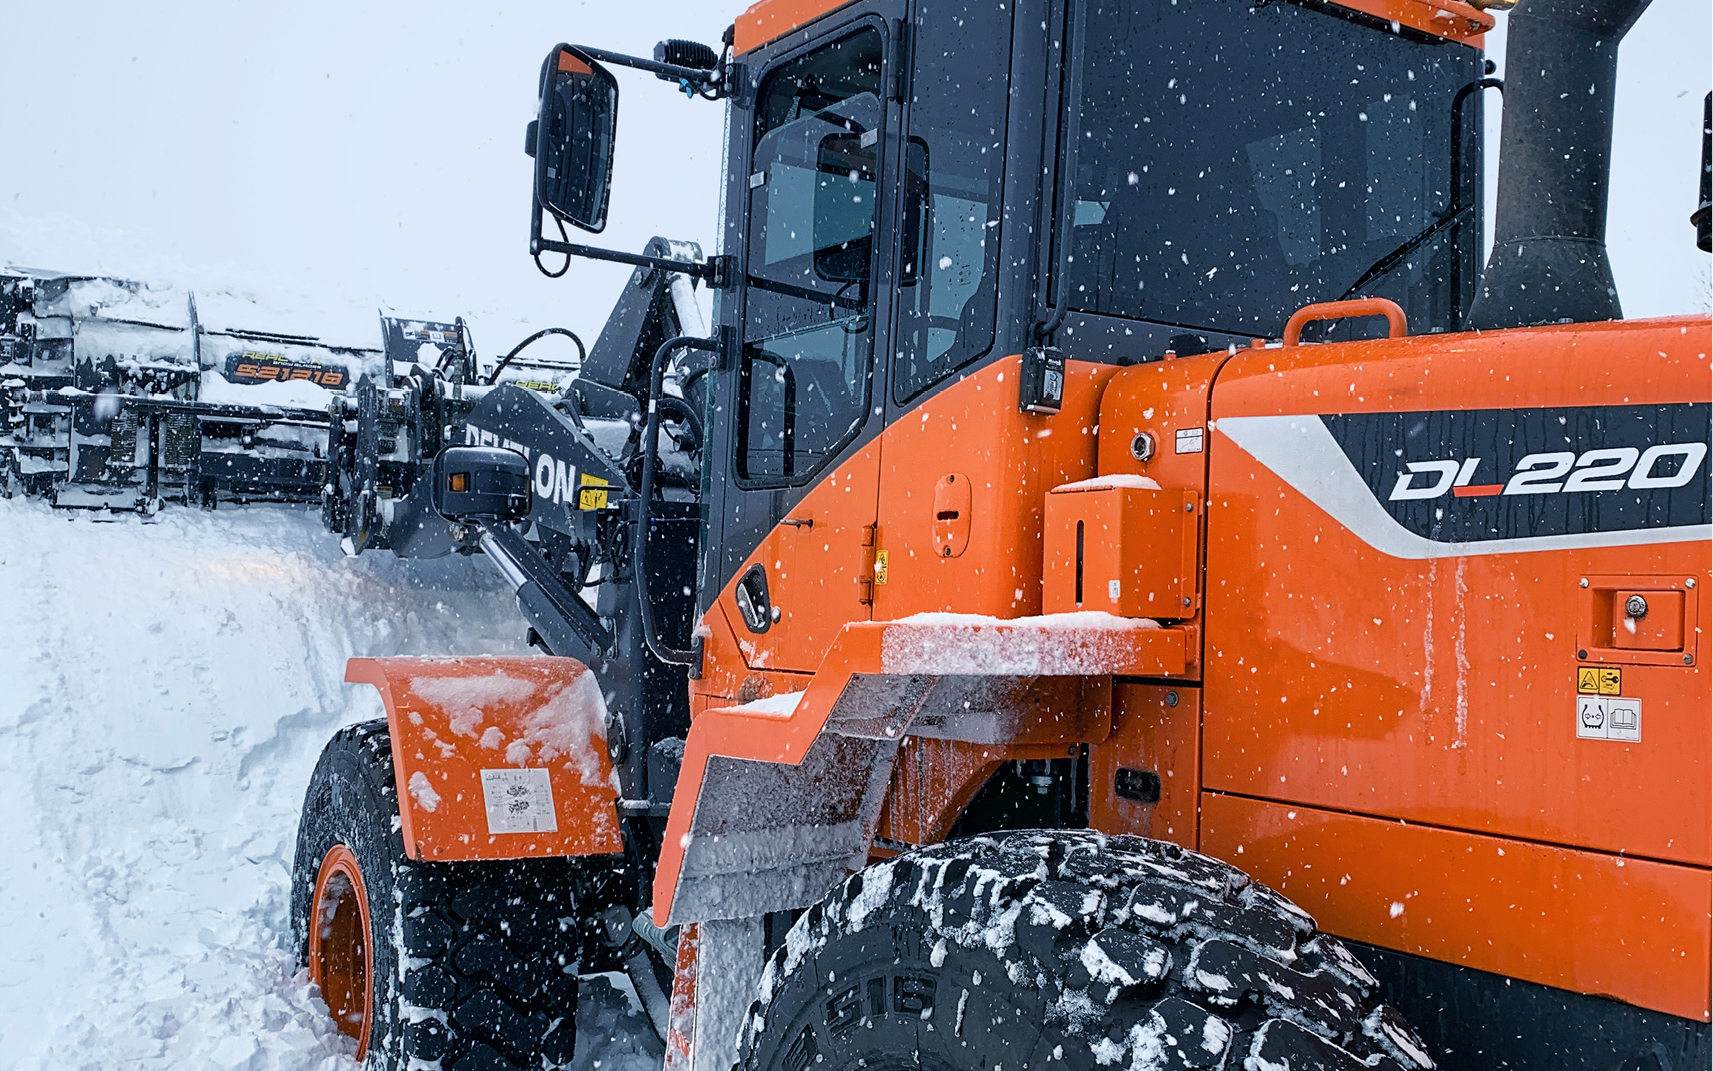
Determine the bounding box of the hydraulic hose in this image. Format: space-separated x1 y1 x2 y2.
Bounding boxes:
485 326 587 385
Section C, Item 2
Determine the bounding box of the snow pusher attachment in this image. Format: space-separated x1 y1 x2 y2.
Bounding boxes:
655 615 1188 926
1 269 372 508
346 656 624 861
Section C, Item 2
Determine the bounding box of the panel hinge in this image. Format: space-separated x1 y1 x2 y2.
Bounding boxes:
889 18 912 102
704 254 735 290
858 522 881 606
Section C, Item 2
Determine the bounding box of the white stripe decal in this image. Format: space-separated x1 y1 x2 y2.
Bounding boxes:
1215 414 1711 560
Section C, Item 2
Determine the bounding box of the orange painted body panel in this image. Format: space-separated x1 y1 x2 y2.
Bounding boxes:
1094 350 1226 516
347 657 624 861
1044 484 1201 618
1202 318 1711 863
1088 682 1204 849
872 356 1121 620
1200 794 1711 1022
733 0 860 54
1175 315 1712 1018
1331 0 1492 45
695 357 1128 702
712 440 881 674
694 600 786 704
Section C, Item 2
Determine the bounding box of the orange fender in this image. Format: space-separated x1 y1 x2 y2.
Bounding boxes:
655 614 1188 925
347 656 624 861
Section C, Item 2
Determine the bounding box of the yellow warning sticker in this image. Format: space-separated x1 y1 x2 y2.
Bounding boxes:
1578 666 1621 695
873 549 890 585
577 473 611 511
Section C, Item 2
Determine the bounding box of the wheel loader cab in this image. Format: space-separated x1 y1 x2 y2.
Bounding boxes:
693 0 1490 670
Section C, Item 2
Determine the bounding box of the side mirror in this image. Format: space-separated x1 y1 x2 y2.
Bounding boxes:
431 446 532 522
530 44 618 233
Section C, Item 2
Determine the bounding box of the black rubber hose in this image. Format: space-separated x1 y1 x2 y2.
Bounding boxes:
486 327 587 385
656 395 703 452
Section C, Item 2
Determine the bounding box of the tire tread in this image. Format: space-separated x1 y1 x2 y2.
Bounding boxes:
292 719 582 1070
741 830 1433 1071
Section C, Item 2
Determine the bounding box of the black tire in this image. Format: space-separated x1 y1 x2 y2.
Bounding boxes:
741 830 1435 1071
291 720 583 1070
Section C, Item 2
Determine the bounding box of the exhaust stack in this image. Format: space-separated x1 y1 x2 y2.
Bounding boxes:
1466 0 1653 330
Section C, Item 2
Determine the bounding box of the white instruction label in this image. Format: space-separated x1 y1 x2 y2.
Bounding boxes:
480 768 559 834
1175 427 1205 454
1108 579 1121 601
1576 696 1641 743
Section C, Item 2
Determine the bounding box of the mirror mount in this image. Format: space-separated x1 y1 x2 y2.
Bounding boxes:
582 42 727 99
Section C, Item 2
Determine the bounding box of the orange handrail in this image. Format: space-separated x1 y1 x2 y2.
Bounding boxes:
1283 297 1408 346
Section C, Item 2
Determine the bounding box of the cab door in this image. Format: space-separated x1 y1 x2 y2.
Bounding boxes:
702 14 904 676
870 0 1021 621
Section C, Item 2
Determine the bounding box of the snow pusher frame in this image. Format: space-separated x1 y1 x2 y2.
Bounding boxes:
0 267 595 514
0 268 543 512
0 269 373 508
289 0 1713 1068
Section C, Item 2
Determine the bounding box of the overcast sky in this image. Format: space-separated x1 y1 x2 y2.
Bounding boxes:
2 0 1707 354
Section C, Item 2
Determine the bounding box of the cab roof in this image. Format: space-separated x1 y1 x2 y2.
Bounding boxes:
732 0 1491 55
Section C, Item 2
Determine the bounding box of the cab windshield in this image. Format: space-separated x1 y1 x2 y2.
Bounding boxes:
1063 0 1485 338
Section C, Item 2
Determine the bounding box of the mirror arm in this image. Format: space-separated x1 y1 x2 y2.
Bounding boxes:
572 44 724 95
533 230 731 287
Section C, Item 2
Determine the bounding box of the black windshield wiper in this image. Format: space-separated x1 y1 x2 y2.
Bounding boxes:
1341 75 1503 309
1338 202 1475 301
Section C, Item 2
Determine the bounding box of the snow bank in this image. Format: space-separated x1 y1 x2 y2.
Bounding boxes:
0 498 649 1069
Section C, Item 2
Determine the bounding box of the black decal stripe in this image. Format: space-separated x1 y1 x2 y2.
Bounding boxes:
1216 413 1710 560
1322 404 1710 543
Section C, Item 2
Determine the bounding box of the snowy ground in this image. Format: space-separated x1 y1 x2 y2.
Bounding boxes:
0 498 660 1070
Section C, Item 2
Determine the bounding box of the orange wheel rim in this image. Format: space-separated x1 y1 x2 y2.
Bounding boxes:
308 843 374 1057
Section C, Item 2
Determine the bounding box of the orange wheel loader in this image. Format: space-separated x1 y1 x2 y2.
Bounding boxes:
289 0 1712 1067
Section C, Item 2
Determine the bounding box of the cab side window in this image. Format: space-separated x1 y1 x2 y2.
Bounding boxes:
738 30 885 484
892 2 1012 403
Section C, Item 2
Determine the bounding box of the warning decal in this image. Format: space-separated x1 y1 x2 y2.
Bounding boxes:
1576 666 1622 695
577 473 611 511
480 768 559 834
1576 696 1641 743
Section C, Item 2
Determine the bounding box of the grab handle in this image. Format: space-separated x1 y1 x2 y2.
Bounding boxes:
1282 297 1408 346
